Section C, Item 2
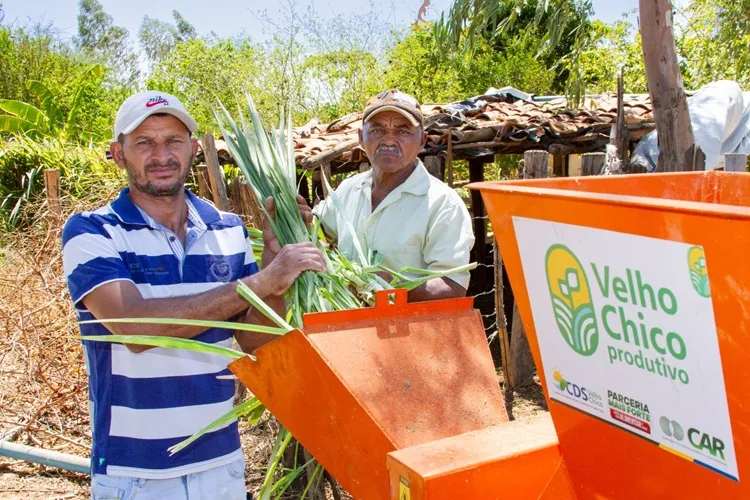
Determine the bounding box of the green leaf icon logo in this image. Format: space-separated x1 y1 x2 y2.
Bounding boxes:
545 244 599 356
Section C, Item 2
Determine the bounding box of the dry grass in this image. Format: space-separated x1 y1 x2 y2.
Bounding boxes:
0 188 547 499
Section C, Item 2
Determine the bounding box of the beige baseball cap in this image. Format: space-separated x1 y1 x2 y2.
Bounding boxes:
362 89 424 128
114 90 198 139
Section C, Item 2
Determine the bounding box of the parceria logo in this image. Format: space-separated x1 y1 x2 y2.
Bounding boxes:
545 244 599 356
687 246 710 298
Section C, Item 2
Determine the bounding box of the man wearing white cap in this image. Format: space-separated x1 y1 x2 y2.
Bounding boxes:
61 91 325 498
313 89 475 301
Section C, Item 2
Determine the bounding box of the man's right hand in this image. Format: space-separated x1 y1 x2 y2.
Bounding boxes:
249 241 326 298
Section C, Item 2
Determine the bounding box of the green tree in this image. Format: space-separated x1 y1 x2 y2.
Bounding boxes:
146 37 266 133
678 0 750 88
76 0 139 86
139 10 198 66
579 19 647 94
383 23 555 104
434 0 593 101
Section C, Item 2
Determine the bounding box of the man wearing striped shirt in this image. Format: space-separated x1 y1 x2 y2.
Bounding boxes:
62 91 325 499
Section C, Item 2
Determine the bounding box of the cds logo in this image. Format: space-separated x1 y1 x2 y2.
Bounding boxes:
553 370 587 401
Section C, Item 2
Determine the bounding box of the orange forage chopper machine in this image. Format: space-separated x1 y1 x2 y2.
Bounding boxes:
229 171 750 499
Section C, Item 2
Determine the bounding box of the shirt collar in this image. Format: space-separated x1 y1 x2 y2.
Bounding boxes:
361 159 431 197
110 186 222 228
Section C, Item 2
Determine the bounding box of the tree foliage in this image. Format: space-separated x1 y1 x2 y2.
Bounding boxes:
139 10 198 66
433 0 593 100
76 0 139 86
678 0 750 88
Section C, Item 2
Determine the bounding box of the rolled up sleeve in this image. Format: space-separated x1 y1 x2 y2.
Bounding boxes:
423 199 475 289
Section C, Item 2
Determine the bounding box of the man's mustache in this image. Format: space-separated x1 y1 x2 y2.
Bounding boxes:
376 145 402 156
145 160 182 171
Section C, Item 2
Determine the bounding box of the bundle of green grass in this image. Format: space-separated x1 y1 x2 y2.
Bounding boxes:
83 94 475 498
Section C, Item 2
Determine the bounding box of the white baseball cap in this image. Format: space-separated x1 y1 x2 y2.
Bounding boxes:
113 90 198 139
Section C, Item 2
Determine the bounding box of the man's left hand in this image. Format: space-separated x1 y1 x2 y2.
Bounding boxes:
262 195 313 262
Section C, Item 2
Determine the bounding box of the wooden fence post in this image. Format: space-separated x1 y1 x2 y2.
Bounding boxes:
724 154 748 172
582 152 606 176
44 169 60 221
201 134 229 211
424 156 444 180
494 240 511 387
468 158 488 290
502 150 548 389
195 165 212 200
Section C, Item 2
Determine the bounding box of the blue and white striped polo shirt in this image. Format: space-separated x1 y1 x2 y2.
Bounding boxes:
62 187 259 479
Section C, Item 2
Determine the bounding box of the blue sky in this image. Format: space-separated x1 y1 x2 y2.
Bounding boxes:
3 0 642 44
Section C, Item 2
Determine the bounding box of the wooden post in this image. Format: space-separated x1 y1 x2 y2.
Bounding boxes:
201 134 229 211
639 0 703 172
503 150 548 388
553 155 564 177
447 132 454 187
301 138 359 171
611 66 630 168
195 165 212 200
494 240 511 388
423 156 444 180
582 152 606 176
44 169 60 220
724 154 748 172
468 158 487 290
298 171 311 206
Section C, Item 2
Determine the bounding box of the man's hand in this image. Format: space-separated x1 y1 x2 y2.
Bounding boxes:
262 195 314 263
251 242 326 298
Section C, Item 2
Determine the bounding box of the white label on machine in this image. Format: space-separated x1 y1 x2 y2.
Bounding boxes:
512 216 738 481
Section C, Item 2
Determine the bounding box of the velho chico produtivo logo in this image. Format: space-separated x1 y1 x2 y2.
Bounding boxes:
688 246 710 298
660 416 726 462
545 244 599 356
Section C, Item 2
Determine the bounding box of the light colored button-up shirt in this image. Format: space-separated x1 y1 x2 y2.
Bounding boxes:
312 159 475 289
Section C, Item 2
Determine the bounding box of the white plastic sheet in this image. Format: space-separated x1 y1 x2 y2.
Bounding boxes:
631 80 750 171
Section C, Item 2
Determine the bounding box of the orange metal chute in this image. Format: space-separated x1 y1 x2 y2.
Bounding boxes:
229 289 508 500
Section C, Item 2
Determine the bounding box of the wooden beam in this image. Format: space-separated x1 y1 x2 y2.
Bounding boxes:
582 152 606 176
195 165 212 200
724 154 748 172
43 168 60 221
639 0 703 172
504 150 549 388
201 134 229 211
301 139 359 170
468 158 487 290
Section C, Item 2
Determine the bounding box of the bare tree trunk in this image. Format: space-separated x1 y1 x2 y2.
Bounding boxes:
639 0 704 172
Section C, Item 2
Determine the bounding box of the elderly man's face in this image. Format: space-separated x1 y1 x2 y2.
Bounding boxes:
111 114 198 198
359 111 427 175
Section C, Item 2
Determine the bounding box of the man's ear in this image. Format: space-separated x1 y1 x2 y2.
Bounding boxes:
420 129 428 149
358 128 364 147
110 141 126 169
191 137 200 155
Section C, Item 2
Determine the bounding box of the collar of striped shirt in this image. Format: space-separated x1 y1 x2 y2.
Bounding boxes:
109 187 223 228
